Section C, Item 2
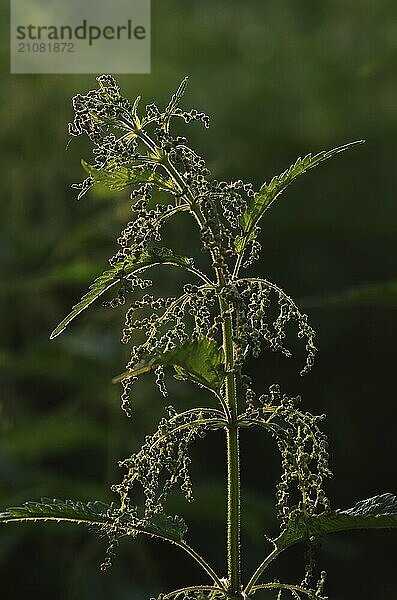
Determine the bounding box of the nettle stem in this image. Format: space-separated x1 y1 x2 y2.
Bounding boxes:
138 126 243 596
221 300 241 596
226 419 241 595
183 202 243 596
13 76 380 600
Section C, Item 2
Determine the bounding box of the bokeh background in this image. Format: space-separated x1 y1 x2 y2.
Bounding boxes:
1 0 396 598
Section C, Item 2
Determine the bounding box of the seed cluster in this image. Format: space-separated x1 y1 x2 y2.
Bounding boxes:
243 384 332 527
69 75 140 199
97 502 187 573
112 407 224 518
118 285 221 413
194 179 255 268
263 575 328 600
233 279 317 375
113 199 171 262
155 590 226 600
241 386 331 599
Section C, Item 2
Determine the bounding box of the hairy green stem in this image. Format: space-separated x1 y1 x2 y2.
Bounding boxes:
137 127 243 595
163 585 225 599
181 185 243 595
226 422 240 595
189 203 242 594
188 192 242 594
175 540 226 590
222 304 241 597
250 582 316 597
244 547 281 594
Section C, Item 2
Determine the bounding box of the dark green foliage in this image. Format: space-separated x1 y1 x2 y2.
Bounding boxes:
0 499 112 526
0 498 187 543
50 247 192 339
277 493 397 551
114 337 225 392
235 141 363 254
81 159 176 194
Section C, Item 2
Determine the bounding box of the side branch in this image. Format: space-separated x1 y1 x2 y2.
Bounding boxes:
162 585 226 599
244 547 282 594
251 582 317 598
174 540 226 590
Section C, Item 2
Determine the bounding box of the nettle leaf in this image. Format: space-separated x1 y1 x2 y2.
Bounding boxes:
277 493 397 551
50 248 191 339
82 159 175 193
114 337 225 392
235 140 363 253
0 498 111 526
163 76 188 130
163 337 225 390
138 510 187 542
0 498 187 543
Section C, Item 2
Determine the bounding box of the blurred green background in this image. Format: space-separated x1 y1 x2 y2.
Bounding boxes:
1 0 396 598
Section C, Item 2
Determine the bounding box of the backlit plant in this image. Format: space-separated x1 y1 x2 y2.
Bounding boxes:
1 76 396 599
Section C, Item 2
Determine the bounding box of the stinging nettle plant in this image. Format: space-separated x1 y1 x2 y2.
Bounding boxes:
2 75 396 599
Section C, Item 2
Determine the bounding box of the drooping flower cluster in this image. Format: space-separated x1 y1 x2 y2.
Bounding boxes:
243 384 332 527
112 406 225 518
117 284 221 414
234 279 317 376
155 590 226 600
